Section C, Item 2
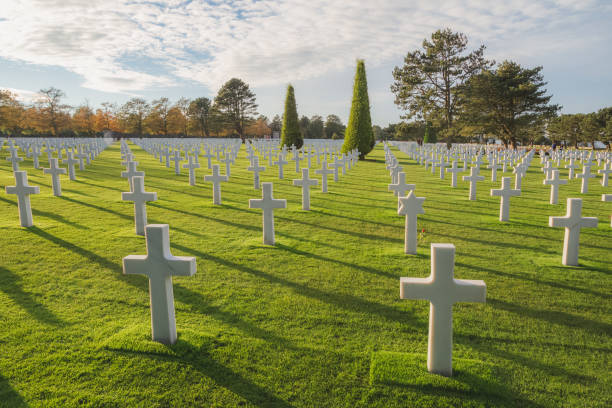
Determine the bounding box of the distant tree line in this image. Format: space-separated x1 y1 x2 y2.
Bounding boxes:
0 78 347 141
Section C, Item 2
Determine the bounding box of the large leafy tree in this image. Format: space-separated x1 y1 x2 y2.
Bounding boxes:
119 98 150 135
214 78 257 141
0 89 24 133
72 101 95 135
309 115 325 139
281 84 302 148
173 97 191 136
548 114 583 147
462 61 560 147
324 114 345 139
391 29 492 141
38 87 71 135
299 116 311 139
342 59 374 158
189 97 212 137
147 97 172 135
270 115 282 135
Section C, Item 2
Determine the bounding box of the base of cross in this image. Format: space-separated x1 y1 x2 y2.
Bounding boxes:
100 324 212 356
369 351 502 392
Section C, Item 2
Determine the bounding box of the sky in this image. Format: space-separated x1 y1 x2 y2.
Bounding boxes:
1 0 611 127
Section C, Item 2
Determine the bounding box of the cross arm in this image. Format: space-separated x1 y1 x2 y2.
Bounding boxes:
452 279 486 303
167 256 197 277
123 255 150 276
549 216 570 228
580 217 598 229
400 277 434 300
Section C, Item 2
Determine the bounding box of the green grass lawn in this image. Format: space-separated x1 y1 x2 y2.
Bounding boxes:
0 141 610 407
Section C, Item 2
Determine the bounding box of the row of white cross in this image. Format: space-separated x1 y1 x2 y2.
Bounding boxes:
115 139 362 345
382 142 609 377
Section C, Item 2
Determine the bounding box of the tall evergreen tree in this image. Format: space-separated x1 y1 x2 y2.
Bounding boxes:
342 60 374 158
461 61 560 147
281 84 303 148
214 78 257 141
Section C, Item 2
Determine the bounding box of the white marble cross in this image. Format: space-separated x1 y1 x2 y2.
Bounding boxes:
75 148 88 171
5 171 40 227
542 161 554 180
543 169 567 205
472 156 486 170
389 172 416 201
598 162 611 187
576 164 595 194
6 148 23 172
123 224 196 345
122 176 157 235
400 243 486 377
332 157 342 182
446 161 462 188
121 161 144 191
398 190 425 254
488 159 500 182
31 146 41 169
43 158 67 197
603 194 612 227
513 163 526 190
293 168 318 210
390 164 403 184
247 156 266 189
490 177 521 221
249 182 286 245
204 164 228 205
294 150 301 173
202 149 213 169
549 198 598 266
171 150 182 175
462 167 485 200
274 154 288 179
182 155 200 186
220 154 234 178
315 160 334 193
62 151 79 181
438 159 448 180
565 158 579 179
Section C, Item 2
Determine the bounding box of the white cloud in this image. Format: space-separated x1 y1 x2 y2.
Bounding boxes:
0 0 608 94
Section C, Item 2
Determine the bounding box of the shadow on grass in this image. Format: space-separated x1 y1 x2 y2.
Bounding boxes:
172 243 424 328
309 209 403 230
0 196 89 230
275 243 398 280
0 374 28 408
455 262 610 299
172 284 297 349
0 266 64 326
33 180 95 197
477 342 595 385
273 214 404 245
57 196 132 221
148 202 344 250
25 227 123 274
73 179 124 192
488 298 612 336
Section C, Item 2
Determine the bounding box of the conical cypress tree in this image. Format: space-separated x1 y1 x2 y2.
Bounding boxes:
342 60 373 159
281 84 303 148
